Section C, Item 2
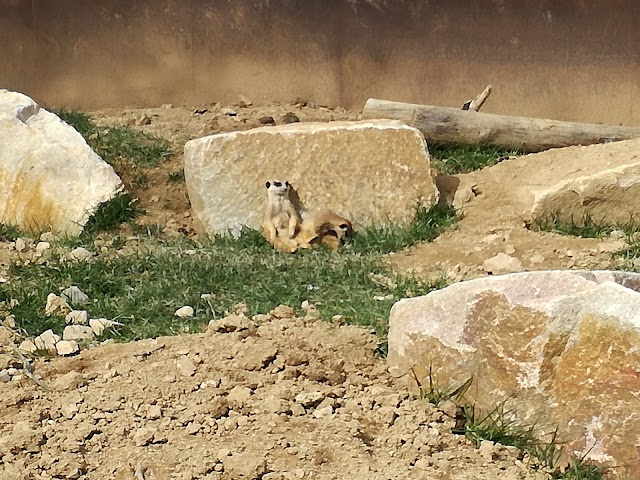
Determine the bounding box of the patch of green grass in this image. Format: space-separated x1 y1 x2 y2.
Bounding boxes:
52 107 172 187
450 397 608 479
2 233 441 342
531 211 625 239
429 144 520 175
413 365 472 406
348 203 458 254
0 224 23 242
82 193 144 237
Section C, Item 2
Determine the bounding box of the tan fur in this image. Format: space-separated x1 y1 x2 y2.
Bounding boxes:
261 180 302 253
296 209 353 251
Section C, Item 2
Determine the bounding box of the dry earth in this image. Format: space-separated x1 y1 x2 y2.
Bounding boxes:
0 100 627 479
1 308 548 480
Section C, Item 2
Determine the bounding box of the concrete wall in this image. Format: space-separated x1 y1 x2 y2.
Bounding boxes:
2 0 638 125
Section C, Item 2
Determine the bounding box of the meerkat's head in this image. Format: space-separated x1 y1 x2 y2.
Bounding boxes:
265 180 291 199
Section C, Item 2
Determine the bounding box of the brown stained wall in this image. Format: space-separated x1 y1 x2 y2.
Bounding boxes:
1 0 639 125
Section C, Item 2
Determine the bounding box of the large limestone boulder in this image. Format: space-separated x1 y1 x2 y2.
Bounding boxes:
184 120 437 236
451 138 640 226
0 89 123 236
388 270 640 475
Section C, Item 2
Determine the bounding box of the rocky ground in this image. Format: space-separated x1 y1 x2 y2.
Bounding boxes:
0 100 627 479
1 307 548 480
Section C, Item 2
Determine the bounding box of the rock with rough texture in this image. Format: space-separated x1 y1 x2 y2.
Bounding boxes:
184 120 437 236
55 340 79 356
388 270 640 475
482 253 523 274
174 306 194 318
0 89 123 235
88 318 123 336
34 329 60 352
62 325 95 342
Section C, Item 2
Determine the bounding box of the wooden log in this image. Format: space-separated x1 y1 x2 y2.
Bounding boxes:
362 98 640 152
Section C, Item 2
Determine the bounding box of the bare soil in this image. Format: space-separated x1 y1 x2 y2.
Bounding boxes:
0 101 625 479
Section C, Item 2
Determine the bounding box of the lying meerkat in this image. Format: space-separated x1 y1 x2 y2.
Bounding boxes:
296 209 353 251
261 180 302 253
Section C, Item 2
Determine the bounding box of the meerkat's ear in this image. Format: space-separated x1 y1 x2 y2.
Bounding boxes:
265 181 271 188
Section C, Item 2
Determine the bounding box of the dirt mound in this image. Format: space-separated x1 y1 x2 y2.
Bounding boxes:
1 308 546 480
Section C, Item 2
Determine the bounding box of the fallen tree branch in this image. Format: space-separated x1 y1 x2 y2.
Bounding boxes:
362 98 640 152
462 85 492 112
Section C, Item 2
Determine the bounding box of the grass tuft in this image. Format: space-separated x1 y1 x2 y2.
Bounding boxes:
429 144 520 175
82 193 145 237
532 212 623 239
348 203 458 254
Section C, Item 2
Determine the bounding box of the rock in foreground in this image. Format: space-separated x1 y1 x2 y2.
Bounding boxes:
388 270 640 476
0 89 123 236
184 120 437 236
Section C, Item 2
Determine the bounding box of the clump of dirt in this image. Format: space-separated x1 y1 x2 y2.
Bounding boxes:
0 307 547 480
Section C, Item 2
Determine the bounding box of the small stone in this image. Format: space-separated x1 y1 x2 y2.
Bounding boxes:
14 238 28 252
35 329 61 352
53 371 87 391
221 107 237 116
160 103 173 109
282 112 300 124
176 356 196 377
478 439 496 460
294 391 324 408
69 247 93 262
35 241 51 253
136 113 152 126
61 286 89 306
65 310 89 325
44 293 71 316
238 95 252 106
0 369 10 382
227 386 252 406
63 325 95 341
185 421 202 435
146 405 162 420
504 245 516 254
175 306 194 318
89 318 123 336
597 240 627 253
483 253 523 274
529 254 545 264
259 116 275 125
312 405 333 419
18 340 37 353
132 426 156 446
40 232 57 242
222 453 267 480
56 340 79 356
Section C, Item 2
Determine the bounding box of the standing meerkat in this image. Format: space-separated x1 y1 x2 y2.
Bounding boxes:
261 180 302 253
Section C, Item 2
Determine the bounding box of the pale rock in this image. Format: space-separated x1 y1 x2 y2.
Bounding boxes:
61 285 89 305
388 270 640 474
89 318 123 336
529 254 545 264
221 107 237 116
478 440 496 460
132 426 157 446
35 241 50 253
146 405 162 420
227 386 252 406
40 231 57 242
312 405 334 419
294 391 324 408
222 452 267 480
69 247 93 262
0 369 10 382
0 89 123 235
56 340 79 356
53 371 87 391
176 356 196 377
63 325 95 341
18 339 37 353
65 310 89 325
175 306 194 318
525 139 640 226
14 237 28 252
34 329 60 352
44 293 71 316
482 253 523 274
184 120 438 237
597 239 627 253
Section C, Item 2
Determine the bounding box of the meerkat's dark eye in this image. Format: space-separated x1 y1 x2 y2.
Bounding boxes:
265 181 271 188
285 181 290 187
274 181 282 187
339 224 349 230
